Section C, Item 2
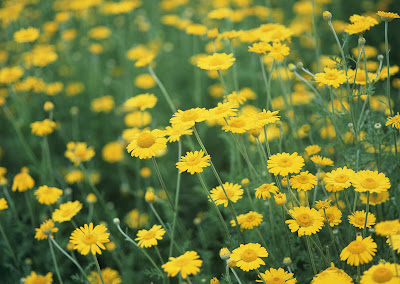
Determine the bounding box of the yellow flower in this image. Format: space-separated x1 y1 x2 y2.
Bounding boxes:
124 209 149 229
208 102 238 121
14 27 39 43
257 267 296 284
140 167 152 178
351 170 391 194
290 171 317 191
12 167 35 192
324 166 355 192
345 14 378 35
209 182 244 207
254 183 279 200
176 150 211 174
230 243 268 272
134 74 156 89
88 26 111 39
88 267 121 284
340 235 377 266
315 199 331 210
65 169 84 184
0 167 7 185
222 115 252 134
165 125 193 143
35 219 58 240
170 108 208 128
250 110 280 128
162 251 202 279
319 206 342 227
267 152 305 176
197 53 236 71
87 193 97 204
65 142 95 166
348 210 376 229
35 185 63 205
102 141 124 163
91 96 115 113
30 119 56 136
231 211 263 230
0 66 24 84
266 42 290 61
0 197 8 210
377 11 400 21
387 229 400 253
286 206 324 236
375 220 400 236
126 129 167 159
52 201 83 222
274 193 287 205
124 93 157 111
311 263 353 284
248 42 270 54
70 223 110 255
124 111 151 127
24 271 53 284
135 224 166 248
385 113 400 129
305 145 321 156
314 68 348 88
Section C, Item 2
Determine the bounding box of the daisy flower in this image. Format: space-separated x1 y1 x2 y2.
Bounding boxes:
126 129 167 159
324 167 355 192
88 267 121 284
24 271 53 284
319 206 342 227
170 108 208 128
35 185 63 205
52 201 83 222
176 150 211 174
35 219 58 240
286 206 324 236
266 42 290 61
231 211 263 230
197 53 235 70
351 170 390 194
230 243 268 272
310 155 334 167
12 167 35 192
311 263 353 284
290 171 317 191
267 152 305 176
314 68 347 88
348 210 376 229
385 113 400 129
135 225 166 248
340 235 377 266
209 182 244 207
123 93 157 111
254 183 279 200
70 223 110 255
257 268 296 284
377 11 400 21
0 197 8 210
162 251 202 279
374 220 400 237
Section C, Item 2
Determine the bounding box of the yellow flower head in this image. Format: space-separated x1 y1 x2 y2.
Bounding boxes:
385 113 400 129
52 201 83 222
209 182 244 207
0 197 8 210
30 119 56 136
65 142 95 166
222 115 252 134
24 271 53 284
176 150 211 174
310 155 334 167
230 243 268 272
231 211 263 230
319 206 342 227
377 11 400 22
340 235 377 266
70 223 110 255
374 220 400 236
324 166 355 192
254 183 279 200
311 263 353 284
257 267 296 284
266 42 290 61
170 108 208 128
88 267 121 284
305 145 321 156
197 53 236 71
102 141 124 163
267 152 305 176
165 125 193 143
162 251 202 279
126 129 167 159
12 167 35 192
286 206 324 236
351 170 390 194
35 219 59 240
14 27 39 43
348 210 376 229
35 185 63 205
290 171 317 191
124 93 157 111
135 224 166 248
91 96 115 113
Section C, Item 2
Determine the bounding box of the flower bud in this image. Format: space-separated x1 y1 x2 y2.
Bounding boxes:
44 101 54 112
323 11 332 21
274 193 287 206
219 247 231 260
378 54 384 61
113 218 120 225
241 178 250 187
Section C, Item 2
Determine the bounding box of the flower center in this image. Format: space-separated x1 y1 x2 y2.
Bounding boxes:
137 133 156 148
270 277 285 284
174 257 190 267
372 267 393 283
186 156 201 166
209 57 224 67
240 249 258 262
325 73 338 80
326 213 334 223
181 110 198 122
143 231 156 240
296 213 313 227
335 174 349 183
230 119 245 128
355 216 365 226
32 276 47 284
277 158 292 168
347 240 366 254
297 175 310 184
360 178 378 190
259 185 270 192
82 233 97 245
61 209 72 217
245 214 256 222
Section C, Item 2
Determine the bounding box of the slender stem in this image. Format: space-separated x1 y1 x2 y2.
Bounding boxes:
230 267 243 284
115 223 165 279
362 192 370 237
229 40 239 92
2 186 20 222
24 192 36 228
87 203 94 223
255 227 270 252
218 70 229 97
151 157 175 211
43 136 55 184
310 0 320 71
256 268 267 284
49 237 64 284
92 254 105 284
226 264 233 284
313 168 321 205
148 66 176 113
259 56 274 111
305 236 317 274
197 173 232 246
0 220 20 270
155 246 164 264
48 235 88 280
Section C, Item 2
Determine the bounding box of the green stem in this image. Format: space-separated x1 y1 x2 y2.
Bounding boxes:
49 237 64 284
24 192 36 228
148 66 176 113
151 157 175 211
2 186 20 222
305 236 317 274
310 0 320 71
256 268 267 284
92 254 105 284
226 264 233 284
362 191 370 237
230 267 243 284
0 220 20 271
259 56 274 111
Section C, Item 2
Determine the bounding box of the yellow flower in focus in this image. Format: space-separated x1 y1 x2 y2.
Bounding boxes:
24 271 53 284
267 152 305 176
257 267 296 284
35 219 58 240
324 167 355 192
348 210 376 229
30 119 56 136
102 141 124 163
126 129 167 159
52 201 83 222
319 206 342 227
254 183 279 200
170 108 208 128
290 171 317 191
12 167 35 192
135 224 166 248
162 251 202 279
231 211 263 230
248 42 270 54
35 185 63 205
209 182 244 207
197 53 236 71
176 150 210 174
65 142 95 166
314 68 347 88
70 223 110 255
351 170 390 194
88 267 121 284
91 96 115 113
274 193 287 205
385 113 400 129
340 235 377 266
286 206 324 236
310 155 334 167
14 27 39 43
230 243 268 272
311 263 353 284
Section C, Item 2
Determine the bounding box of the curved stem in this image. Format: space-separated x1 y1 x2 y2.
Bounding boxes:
93 254 105 284
151 157 175 211
148 66 176 113
49 237 63 284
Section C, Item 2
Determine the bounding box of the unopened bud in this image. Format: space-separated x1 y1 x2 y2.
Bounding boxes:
113 218 120 225
296 62 303 69
358 37 366 46
377 54 384 61
323 11 332 21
